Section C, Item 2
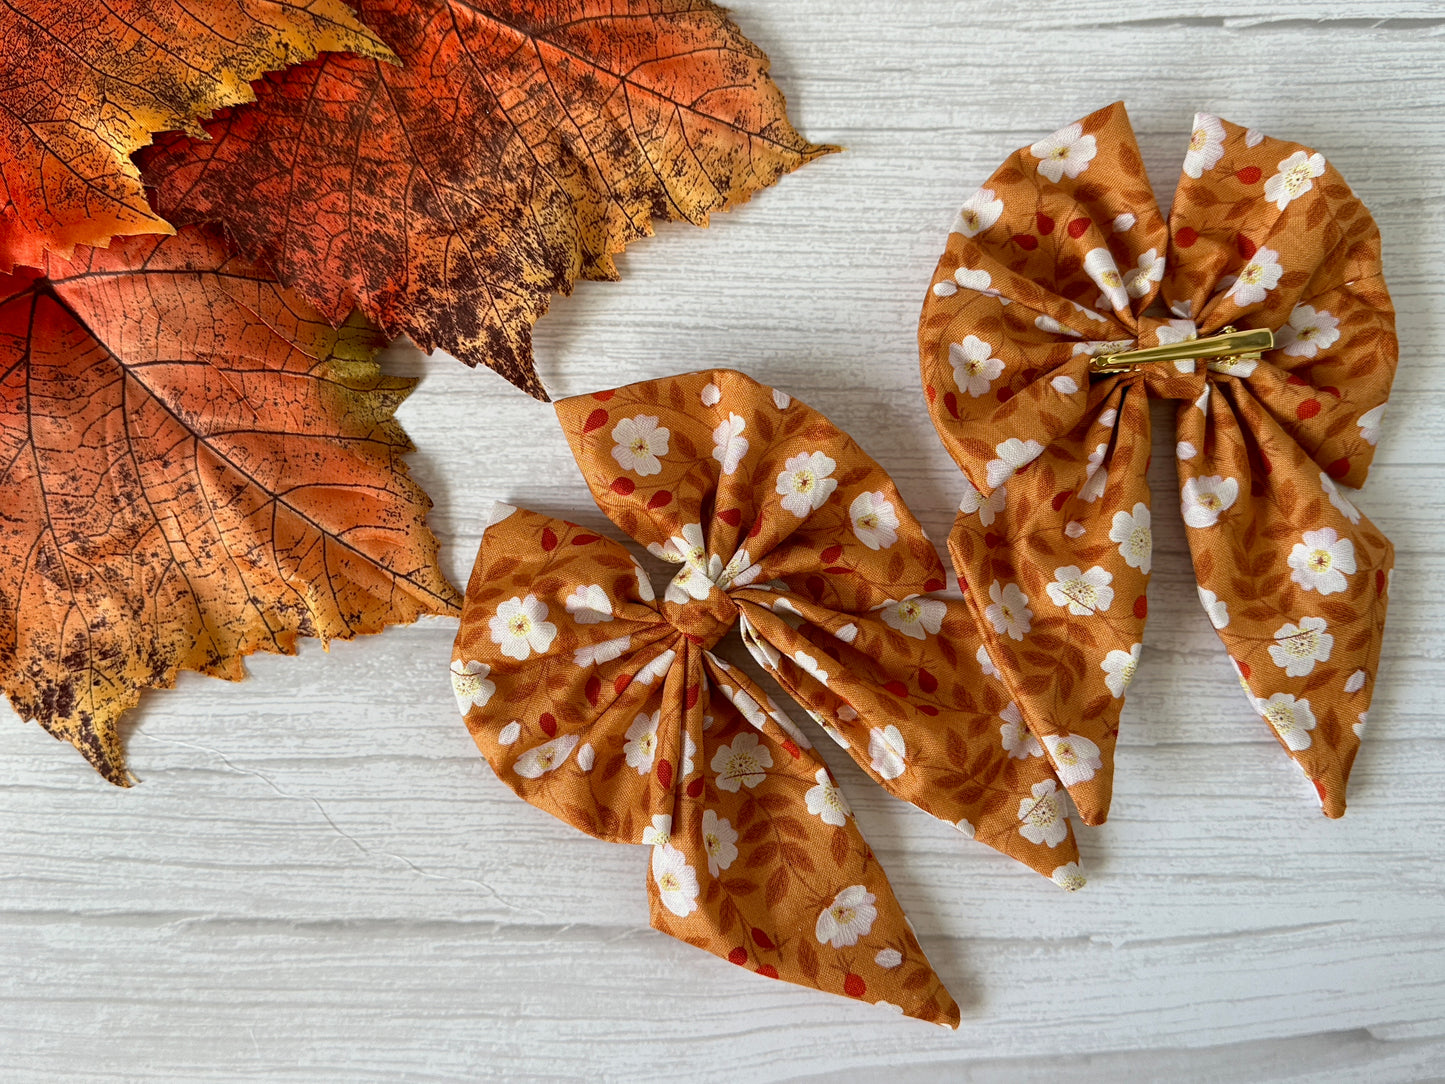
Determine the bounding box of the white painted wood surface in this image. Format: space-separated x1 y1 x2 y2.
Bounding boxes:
4 2 1444 1079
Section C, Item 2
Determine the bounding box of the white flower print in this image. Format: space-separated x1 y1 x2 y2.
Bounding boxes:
1101 643 1142 698
682 732 697 778
489 594 558 660
1197 586 1230 629
932 280 957 297
1098 408 1118 427
573 634 632 668
1208 352 1257 378
1064 520 1086 539
1045 565 1115 616
665 562 716 605
498 721 521 746
1289 528 1356 595
874 948 903 969
1112 212 1136 232
950 334 1006 397
1036 314 1082 338
1017 780 1069 847
775 451 838 518
632 561 655 603
976 643 998 677
576 742 595 771
610 414 670 476
1155 318 1198 349
986 437 1044 488
1083 247 1129 311
701 810 738 875
1041 732 1102 787
651 844 700 917
1123 248 1166 299
1079 442 1109 503
804 768 852 826
1357 404 1386 446
564 583 613 624
1177 440 1198 460
850 490 900 550
792 650 830 687
1182 113 1227 178
634 648 676 685
624 711 660 774
514 735 579 779
1051 862 1088 892
1245 127 1265 148
1268 616 1334 677
954 818 975 838
711 413 749 475
1225 246 1284 306
1354 712 1367 739
835 622 859 645
641 814 672 846
951 186 1005 237
699 382 721 407
986 581 1033 640
1109 502 1152 574
450 659 495 715
837 705 858 722
773 388 792 410
1320 473 1361 525
1180 475 1239 528
999 701 1042 759
879 596 947 640
1264 150 1327 210
1276 304 1341 358
710 732 772 792
815 886 878 950
1051 375 1079 395
1256 692 1317 751
1030 121 1097 183
868 725 908 779
959 477 1006 526
954 267 1001 296
1345 669 1367 694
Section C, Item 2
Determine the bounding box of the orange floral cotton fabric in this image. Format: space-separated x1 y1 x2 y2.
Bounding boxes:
452 370 1090 1025
919 103 1396 825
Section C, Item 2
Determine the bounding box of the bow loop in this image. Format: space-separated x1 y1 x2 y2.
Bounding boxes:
921 103 1397 825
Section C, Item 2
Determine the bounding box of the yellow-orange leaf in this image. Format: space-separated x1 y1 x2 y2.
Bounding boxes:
0 0 393 271
141 0 838 398
0 227 459 784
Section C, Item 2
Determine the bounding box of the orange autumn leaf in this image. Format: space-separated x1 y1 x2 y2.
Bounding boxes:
0 0 392 272
140 0 837 398
0 226 459 784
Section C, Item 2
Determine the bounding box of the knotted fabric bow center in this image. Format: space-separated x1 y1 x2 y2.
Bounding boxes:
660 563 738 648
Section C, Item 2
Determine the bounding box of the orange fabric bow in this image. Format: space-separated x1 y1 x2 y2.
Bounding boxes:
919 103 1396 826
451 370 1098 1024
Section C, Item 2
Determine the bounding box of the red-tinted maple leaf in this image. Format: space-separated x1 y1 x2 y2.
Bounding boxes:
140 0 837 398
0 226 459 784
0 0 392 272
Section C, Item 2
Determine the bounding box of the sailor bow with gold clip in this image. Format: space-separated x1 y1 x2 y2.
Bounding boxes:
919 102 1397 826
451 370 1102 1024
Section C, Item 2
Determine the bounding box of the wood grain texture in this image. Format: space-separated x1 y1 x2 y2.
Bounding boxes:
3 1 1444 1079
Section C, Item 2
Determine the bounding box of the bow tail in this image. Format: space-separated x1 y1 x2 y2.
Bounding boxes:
1178 386 1393 816
946 380 1153 826
733 598 1084 885
646 647 961 1027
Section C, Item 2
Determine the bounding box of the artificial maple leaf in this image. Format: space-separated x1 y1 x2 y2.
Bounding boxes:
140 0 837 398
0 226 459 785
0 0 393 272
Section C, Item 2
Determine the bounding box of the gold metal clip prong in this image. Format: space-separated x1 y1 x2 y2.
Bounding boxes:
1088 326 1275 374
